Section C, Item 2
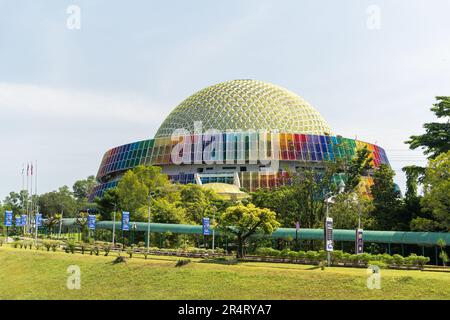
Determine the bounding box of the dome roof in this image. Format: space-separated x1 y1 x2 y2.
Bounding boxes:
155 79 332 138
200 183 249 200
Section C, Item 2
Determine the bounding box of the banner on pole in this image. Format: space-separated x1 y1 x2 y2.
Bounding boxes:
324 217 333 252
356 228 364 254
36 213 42 227
88 215 96 230
122 212 130 231
295 221 300 232
15 216 22 227
4 211 13 227
21 214 27 227
202 217 211 236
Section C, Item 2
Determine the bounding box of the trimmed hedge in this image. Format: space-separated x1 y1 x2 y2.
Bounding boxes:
254 248 430 268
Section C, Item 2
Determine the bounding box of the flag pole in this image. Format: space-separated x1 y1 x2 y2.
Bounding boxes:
34 160 38 214
26 162 30 233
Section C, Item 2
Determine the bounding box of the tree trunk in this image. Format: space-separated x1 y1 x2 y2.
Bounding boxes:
236 236 244 259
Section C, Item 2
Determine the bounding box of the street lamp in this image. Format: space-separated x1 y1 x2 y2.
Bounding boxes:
146 191 157 254
112 203 117 247
323 180 346 266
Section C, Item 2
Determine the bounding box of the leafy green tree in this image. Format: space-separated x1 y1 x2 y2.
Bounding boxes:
73 175 96 202
44 213 62 235
94 187 120 220
116 166 172 219
179 184 218 224
421 151 450 231
406 96 450 159
370 165 404 230
137 198 187 224
290 164 341 229
343 146 373 193
3 190 32 214
328 193 375 230
38 186 78 218
219 203 279 258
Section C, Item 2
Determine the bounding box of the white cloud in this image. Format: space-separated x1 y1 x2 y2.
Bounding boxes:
0 82 166 125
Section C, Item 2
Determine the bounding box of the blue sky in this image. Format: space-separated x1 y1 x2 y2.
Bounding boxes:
1 0 449 198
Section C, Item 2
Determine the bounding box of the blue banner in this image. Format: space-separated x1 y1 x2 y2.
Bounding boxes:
4 211 13 227
356 228 364 254
324 217 333 252
21 214 27 227
202 217 211 236
88 215 96 230
36 213 42 227
15 216 22 227
122 212 130 231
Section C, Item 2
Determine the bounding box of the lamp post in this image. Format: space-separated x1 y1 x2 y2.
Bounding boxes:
146 192 155 254
112 204 116 247
352 193 363 254
323 180 345 266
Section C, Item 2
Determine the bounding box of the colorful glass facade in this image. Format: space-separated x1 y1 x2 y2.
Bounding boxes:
90 80 391 201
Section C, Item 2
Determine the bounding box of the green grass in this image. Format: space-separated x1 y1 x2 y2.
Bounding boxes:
0 247 449 300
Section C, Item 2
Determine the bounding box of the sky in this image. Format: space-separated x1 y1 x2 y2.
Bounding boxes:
1 0 449 199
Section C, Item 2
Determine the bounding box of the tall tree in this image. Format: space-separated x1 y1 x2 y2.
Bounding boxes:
370 165 403 230
38 186 78 218
73 175 96 202
344 146 373 193
219 203 279 258
406 96 450 159
421 151 450 231
179 184 218 224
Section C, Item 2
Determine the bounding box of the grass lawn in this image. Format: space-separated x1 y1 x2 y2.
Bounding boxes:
0 246 449 300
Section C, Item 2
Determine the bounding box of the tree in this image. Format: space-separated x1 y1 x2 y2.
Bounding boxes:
421 151 450 231
328 193 375 230
179 184 218 224
94 187 120 220
219 203 279 258
116 165 172 219
44 213 62 235
344 146 373 193
406 96 450 159
138 198 187 224
73 176 96 202
38 186 78 218
370 165 404 230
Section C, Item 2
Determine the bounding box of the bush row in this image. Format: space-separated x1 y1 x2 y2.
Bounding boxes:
254 248 430 268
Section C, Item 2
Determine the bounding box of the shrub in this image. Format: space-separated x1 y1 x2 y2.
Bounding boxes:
288 250 298 260
175 259 191 267
306 251 319 261
12 241 19 248
51 241 59 252
0 238 3 246
113 256 126 264
297 251 306 259
80 243 89 255
280 249 291 258
331 250 344 263
358 253 372 264
43 241 52 251
126 248 133 258
379 253 394 265
65 241 76 254
103 243 112 256
393 254 404 266
137 241 146 248
91 246 100 256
